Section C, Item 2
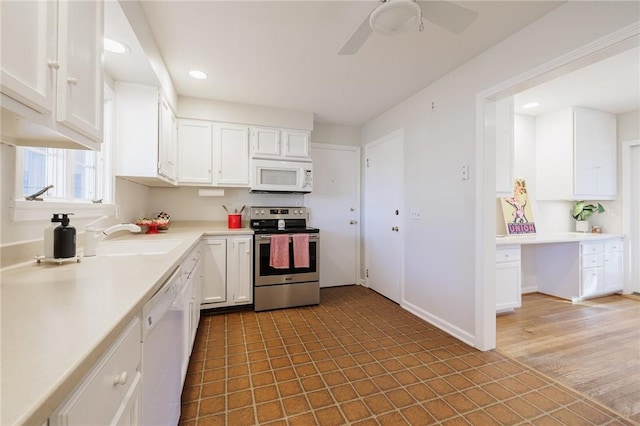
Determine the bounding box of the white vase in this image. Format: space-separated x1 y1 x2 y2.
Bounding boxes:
576 220 589 233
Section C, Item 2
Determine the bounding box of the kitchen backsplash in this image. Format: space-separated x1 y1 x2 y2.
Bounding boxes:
147 187 304 222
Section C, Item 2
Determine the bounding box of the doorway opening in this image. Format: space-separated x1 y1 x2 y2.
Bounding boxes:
475 25 640 351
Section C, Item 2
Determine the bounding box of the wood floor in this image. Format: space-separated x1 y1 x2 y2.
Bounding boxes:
496 293 640 422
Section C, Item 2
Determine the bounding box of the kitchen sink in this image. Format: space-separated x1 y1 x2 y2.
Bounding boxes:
95 239 182 256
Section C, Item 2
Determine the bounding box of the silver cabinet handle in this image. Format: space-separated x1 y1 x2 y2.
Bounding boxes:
67 77 78 85
391 226 399 232
349 220 358 225
47 60 60 70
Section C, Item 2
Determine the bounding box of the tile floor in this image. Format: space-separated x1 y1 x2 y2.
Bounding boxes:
180 286 634 425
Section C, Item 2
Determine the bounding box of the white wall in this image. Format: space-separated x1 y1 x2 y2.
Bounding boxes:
147 187 303 222
178 96 313 130
311 123 361 147
361 1 639 343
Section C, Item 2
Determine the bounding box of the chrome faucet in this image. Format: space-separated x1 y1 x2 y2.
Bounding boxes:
84 223 142 257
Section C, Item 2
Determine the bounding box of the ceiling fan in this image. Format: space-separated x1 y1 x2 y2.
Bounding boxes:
339 0 478 55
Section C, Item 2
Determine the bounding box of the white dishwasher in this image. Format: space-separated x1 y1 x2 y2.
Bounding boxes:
142 266 185 426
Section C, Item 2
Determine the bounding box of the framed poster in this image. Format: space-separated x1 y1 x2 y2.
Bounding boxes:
500 178 536 235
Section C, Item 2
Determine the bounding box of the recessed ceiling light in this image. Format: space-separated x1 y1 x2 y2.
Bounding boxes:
189 70 208 80
103 37 129 54
523 102 540 109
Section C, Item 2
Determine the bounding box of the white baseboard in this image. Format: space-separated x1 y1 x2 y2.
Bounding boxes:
521 285 538 294
401 300 476 348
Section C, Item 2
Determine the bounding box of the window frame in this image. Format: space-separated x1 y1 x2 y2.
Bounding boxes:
11 85 116 222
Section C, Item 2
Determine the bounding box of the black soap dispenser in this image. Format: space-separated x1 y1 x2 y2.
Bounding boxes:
54 213 76 259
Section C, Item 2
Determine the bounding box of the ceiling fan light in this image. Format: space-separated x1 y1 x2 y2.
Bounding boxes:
370 1 421 35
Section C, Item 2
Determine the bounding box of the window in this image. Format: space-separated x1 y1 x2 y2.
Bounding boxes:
13 85 115 221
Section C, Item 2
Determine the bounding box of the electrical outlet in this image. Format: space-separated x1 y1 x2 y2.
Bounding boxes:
410 208 422 220
461 164 470 181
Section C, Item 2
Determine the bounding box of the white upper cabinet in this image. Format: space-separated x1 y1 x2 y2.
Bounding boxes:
215 123 250 186
56 0 103 141
177 120 250 187
250 126 280 158
158 97 177 182
495 98 514 196
177 119 214 185
281 129 310 158
250 126 310 159
1 0 57 114
536 107 617 200
115 82 176 186
0 0 103 150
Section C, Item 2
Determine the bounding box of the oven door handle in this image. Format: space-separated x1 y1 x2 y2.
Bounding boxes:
257 235 319 241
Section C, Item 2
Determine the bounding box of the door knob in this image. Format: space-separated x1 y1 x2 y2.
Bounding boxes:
349 220 358 225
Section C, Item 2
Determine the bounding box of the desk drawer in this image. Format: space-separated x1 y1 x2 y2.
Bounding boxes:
581 242 604 256
496 246 521 263
582 254 603 268
605 239 623 253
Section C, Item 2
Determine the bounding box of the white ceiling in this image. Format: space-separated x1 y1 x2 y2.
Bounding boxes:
104 1 569 126
514 46 640 117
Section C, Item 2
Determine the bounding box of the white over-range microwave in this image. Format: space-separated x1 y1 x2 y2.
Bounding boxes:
250 159 313 193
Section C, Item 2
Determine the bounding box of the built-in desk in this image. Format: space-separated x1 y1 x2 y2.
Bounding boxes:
495 233 624 310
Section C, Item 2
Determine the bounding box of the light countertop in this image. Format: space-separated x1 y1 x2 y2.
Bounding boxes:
1 222 253 426
496 232 624 246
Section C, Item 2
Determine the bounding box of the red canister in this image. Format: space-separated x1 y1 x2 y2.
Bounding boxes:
228 214 241 229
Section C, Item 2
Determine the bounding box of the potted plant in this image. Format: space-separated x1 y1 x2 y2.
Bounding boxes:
572 201 605 232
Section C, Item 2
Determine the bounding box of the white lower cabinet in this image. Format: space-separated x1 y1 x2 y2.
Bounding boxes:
603 240 624 293
580 239 623 298
180 243 202 383
496 245 521 313
50 317 142 426
201 236 253 309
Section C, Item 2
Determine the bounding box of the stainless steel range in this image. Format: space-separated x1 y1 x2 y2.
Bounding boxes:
250 206 320 311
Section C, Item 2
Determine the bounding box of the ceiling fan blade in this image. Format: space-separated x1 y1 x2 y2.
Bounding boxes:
338 11 374 55
418 1 478 34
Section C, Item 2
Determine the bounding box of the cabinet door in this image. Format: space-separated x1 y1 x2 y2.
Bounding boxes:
111 371 142 426
573 107 616 197
0 0 57 113
227 237 253 304
603 251 623 292
495 98 514 195
581 267 604 298
496 261 521 312
158 97 177 182
191 259 202 343
51 317 141 426
180 276 193 382
250 126 280 158
114 82 160 178
202 239 227 305
215 123 250 186
282 129 310 159
56 0 103 141
178 120 213 185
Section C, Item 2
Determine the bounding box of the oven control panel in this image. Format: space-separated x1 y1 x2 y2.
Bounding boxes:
250 207 307 219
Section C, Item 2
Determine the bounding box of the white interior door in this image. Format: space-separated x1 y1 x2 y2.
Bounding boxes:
629 144 640 293
305 144 360 287
365 130 403 303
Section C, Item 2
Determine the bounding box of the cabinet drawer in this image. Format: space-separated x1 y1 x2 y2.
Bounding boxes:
605 239 623 253
496 246 521 263
581 242 604 256
51 317 142 425
582 254 603 269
